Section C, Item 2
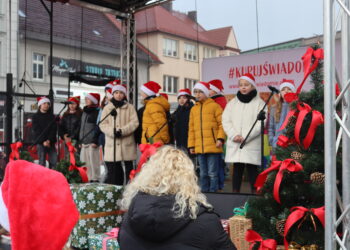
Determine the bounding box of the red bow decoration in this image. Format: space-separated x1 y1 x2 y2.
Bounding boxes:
102 227 119 250
294 103 324 149
245 229 277 250
284 206 325 249
276 135 292 148
9 142 23 161
129 142 163 181
255 159 303 203
66 142 88 183
283 47 324 103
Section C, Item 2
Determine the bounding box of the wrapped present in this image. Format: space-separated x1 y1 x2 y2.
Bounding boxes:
88 228 120 250
229 216 252 250
221 219 230 235
70 183 124 249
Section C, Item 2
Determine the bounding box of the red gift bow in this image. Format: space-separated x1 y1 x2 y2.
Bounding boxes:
129 142 163 181
255 159 303 203
102 227 119 250
294 103 324 149
66 142 88 183
276 135 291 148
245 229 277 250
283 48 324 104
10 141 23 161
284 206 325 249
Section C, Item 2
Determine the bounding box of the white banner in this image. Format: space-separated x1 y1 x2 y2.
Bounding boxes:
202 47 312 94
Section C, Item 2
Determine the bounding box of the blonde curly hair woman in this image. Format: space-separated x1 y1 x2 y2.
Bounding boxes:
118 146 236 250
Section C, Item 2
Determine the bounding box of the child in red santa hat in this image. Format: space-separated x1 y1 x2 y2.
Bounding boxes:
79 93 102 182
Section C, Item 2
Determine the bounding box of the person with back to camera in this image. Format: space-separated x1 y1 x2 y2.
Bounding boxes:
222 73 266 194
118 145 236 250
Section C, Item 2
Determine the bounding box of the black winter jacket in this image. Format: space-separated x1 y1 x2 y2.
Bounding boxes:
119 192 236 250
59 112 82 140
79 106 100 145
172 102 193 150
31 110 57 144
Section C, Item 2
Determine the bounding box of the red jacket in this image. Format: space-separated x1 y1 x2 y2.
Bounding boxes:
211 95 227 110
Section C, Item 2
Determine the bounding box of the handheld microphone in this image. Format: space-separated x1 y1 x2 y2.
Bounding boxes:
60 101 74 105
268 85 280 93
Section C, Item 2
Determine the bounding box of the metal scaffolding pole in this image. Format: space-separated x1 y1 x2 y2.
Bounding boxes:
120 14 137 105
325 0 350 248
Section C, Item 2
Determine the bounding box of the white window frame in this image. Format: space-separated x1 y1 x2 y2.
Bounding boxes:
163 75 178 94
184 43 198 61
184 78 197 91
204 47 216 59
163 38 178 58
32 53 45 81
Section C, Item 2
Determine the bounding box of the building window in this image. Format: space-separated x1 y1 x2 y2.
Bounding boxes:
204 47 216 58
33 53 45 80
185 78 197 90
163 75 178 94
163 38 178 57
184 43 197 61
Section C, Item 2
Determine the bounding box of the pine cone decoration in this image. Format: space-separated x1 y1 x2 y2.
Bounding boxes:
291 151 305 161
276 219 286 236
310 172 325 185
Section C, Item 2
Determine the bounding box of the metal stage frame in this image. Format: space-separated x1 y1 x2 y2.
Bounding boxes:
324 0 350 249
3 0 169 161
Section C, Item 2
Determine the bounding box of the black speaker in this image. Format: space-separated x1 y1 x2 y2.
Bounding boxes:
204 192 255 219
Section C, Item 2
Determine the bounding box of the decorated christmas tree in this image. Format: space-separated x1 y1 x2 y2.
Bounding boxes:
246 45 330 248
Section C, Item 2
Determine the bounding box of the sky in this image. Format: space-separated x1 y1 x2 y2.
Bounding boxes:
172 0 323 51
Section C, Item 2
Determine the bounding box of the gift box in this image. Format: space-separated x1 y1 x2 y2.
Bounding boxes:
88 231 120 250
70 183 124 249
229 215 252 250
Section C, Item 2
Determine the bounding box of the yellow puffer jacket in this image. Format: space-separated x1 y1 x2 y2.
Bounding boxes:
188 98 225 154
141 96 170 144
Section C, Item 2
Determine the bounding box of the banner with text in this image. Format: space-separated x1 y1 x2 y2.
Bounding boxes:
202 47 310 94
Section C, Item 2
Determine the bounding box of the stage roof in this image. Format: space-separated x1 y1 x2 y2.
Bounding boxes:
52 0 171 13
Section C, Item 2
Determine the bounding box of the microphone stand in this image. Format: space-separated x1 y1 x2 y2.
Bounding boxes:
240 88 278 168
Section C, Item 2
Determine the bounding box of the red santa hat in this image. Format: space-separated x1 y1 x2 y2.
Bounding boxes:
159 93 168 100
140 81 161 96
106 88 113 100
37 96 50 107
279 79 296 92
105 82 114 90
177 88 192 98
112 84 127 95
209 79 224 94
0 160 79 250
193 81 210 97
86 93 100 105
68 96 80 105
239 73 256 88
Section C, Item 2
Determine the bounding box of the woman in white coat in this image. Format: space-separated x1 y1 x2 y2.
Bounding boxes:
222 73 265 193
99 84 139 185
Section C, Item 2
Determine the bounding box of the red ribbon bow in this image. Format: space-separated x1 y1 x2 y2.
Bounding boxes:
276 135 292 148
284 206 325 249
245 229 277 250
294 103 324 149
10 142 23 161
129 142 163 181
283 47 324 103
102 227 119 250
255 159 303 203
66 142 88 183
